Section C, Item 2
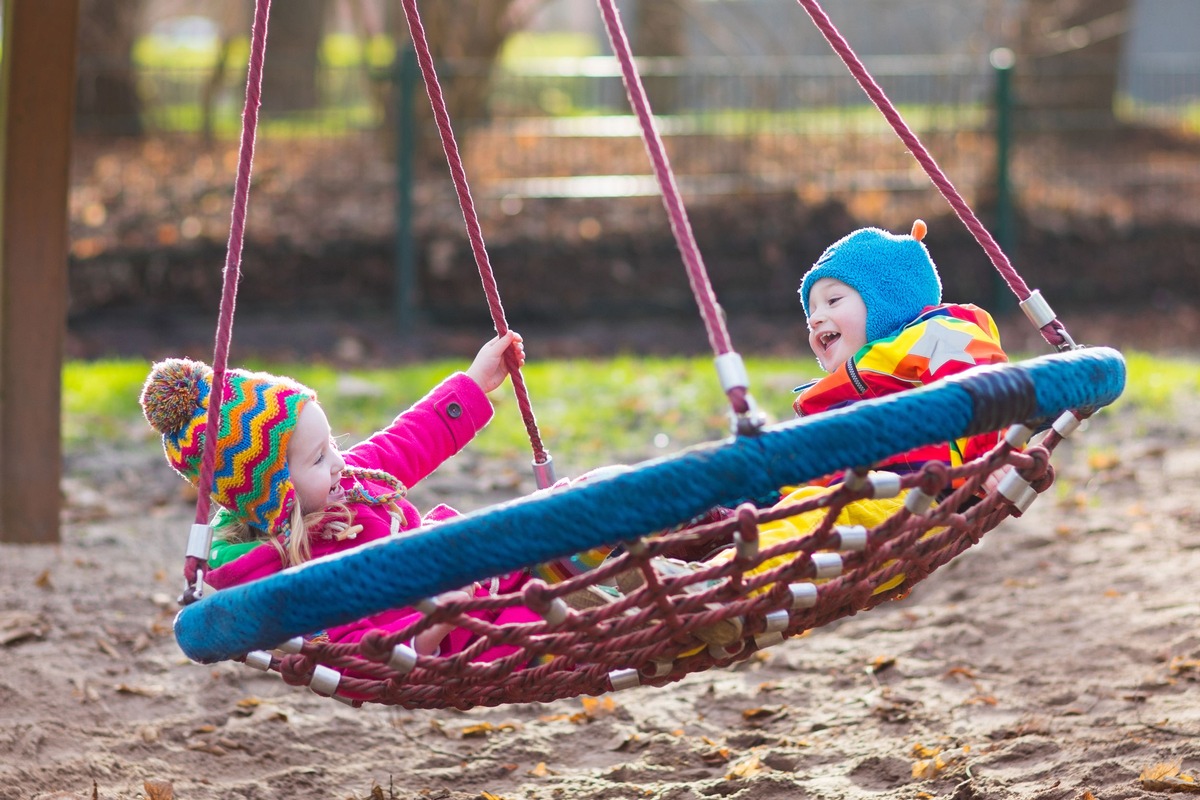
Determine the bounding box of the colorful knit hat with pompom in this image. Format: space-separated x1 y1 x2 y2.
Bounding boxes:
799 220 942 343
140 358 316 537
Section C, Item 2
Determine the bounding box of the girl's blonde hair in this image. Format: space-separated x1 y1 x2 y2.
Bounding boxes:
214 503 355 567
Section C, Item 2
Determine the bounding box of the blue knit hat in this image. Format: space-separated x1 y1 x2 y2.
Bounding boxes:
799 220 942 342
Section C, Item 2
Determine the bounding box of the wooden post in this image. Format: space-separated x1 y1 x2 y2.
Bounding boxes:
0 0 80 543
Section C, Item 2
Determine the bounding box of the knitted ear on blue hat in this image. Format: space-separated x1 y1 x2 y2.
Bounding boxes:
799 220 943 342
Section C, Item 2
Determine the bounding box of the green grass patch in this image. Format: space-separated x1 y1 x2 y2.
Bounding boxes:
65 350 1198 474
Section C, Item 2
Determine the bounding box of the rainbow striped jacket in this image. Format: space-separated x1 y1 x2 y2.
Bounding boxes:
793 303 1008 480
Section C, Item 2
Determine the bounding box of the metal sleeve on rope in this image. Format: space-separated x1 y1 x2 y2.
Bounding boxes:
998 470 1038 513
763 609 790 633
609 668 641 691
1005 424 1035 448
278 637 304 654
715 353 749 394
186 524 212 561
309 664 342 697
812 552 844 579
868 472 902 498
755 631 786 650
388 643 418 675
1019 289 1057 328
835 525 868 551
532 455 557 491
904 488 935 515
1052 411 1083 438
244 651 272 671
790 583 819 609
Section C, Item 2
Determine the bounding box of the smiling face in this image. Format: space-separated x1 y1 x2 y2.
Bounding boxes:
806 277 868 372
287 401 347 515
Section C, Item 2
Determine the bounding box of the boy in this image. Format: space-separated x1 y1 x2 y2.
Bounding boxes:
634 221 1009 646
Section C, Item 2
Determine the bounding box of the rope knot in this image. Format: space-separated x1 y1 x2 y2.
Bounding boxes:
917 461 950 498
357 630 397 664
279 653 316 687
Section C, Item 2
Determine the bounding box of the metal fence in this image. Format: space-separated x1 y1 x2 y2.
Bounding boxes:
79 52 1200 218
67 51 1200 322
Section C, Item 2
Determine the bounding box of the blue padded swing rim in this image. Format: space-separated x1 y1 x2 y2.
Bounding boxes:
175 347 1125 663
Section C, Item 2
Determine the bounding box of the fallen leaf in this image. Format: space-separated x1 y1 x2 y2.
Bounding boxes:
0 611 47 646
579 696 617 718
35 569 53 589
943 666 977 680
727 754 766 779
143 779 173 800
1141 760 1200 792
742 705 783 720
912 746 969 780
701 747 732 765
527 762 556 777
867 655 896 673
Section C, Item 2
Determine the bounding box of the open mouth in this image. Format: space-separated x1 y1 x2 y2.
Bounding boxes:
818 331 841 352
328 484 346 503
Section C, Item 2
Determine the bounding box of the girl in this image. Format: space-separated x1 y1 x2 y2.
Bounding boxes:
140 331 541 660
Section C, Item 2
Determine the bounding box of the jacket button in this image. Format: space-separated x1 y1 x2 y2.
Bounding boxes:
446 402 462 419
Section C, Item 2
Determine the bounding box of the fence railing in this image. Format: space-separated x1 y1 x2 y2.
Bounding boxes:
78 53 1200 206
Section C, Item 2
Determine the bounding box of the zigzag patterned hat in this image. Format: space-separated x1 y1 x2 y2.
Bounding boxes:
140 358 316 537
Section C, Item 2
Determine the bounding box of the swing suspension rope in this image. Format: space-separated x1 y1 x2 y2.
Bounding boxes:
171 0 1125 708
791 0 1076 351
183 0 272 604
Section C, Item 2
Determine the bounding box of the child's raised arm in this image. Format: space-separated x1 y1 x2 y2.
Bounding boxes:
466 330 525 394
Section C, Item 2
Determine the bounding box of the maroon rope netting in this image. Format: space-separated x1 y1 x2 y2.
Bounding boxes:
262 433 1061 708
594 0 751 417
794 0 1072 350
185 0 271 597
399 0 547 464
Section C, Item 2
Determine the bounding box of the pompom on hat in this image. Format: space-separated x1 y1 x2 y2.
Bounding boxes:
140 358 316 537
799 220 942 343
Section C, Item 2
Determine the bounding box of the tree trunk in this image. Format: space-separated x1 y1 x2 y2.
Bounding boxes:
1014 0 1131 129
632 0 688 114
74 0 145 136
382 0 536 167
260 0 327 114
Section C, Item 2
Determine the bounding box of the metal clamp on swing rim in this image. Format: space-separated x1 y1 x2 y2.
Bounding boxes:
715 352 765 434
1020 290 1078 350
532 454 556 490
186 523 213 561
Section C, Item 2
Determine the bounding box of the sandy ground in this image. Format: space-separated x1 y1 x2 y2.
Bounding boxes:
3 385 1200 800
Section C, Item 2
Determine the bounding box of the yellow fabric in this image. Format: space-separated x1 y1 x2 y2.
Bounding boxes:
711 485 917 596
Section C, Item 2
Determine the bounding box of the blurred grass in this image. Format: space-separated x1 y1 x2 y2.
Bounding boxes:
66 351 1199 473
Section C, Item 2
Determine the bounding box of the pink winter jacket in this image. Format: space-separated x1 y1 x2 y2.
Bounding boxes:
205 372 538 660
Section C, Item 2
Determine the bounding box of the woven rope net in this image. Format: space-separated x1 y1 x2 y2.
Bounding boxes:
240 422 1064 709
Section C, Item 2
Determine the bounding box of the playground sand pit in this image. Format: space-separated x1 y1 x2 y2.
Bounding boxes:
3 392 1200 800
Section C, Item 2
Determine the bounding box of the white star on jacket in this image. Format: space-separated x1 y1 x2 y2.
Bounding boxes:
908 322 977 373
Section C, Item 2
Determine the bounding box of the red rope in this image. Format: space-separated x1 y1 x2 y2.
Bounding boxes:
794 0 1071 349
594 0 750 416
399 0 548 463
186 0 272 594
